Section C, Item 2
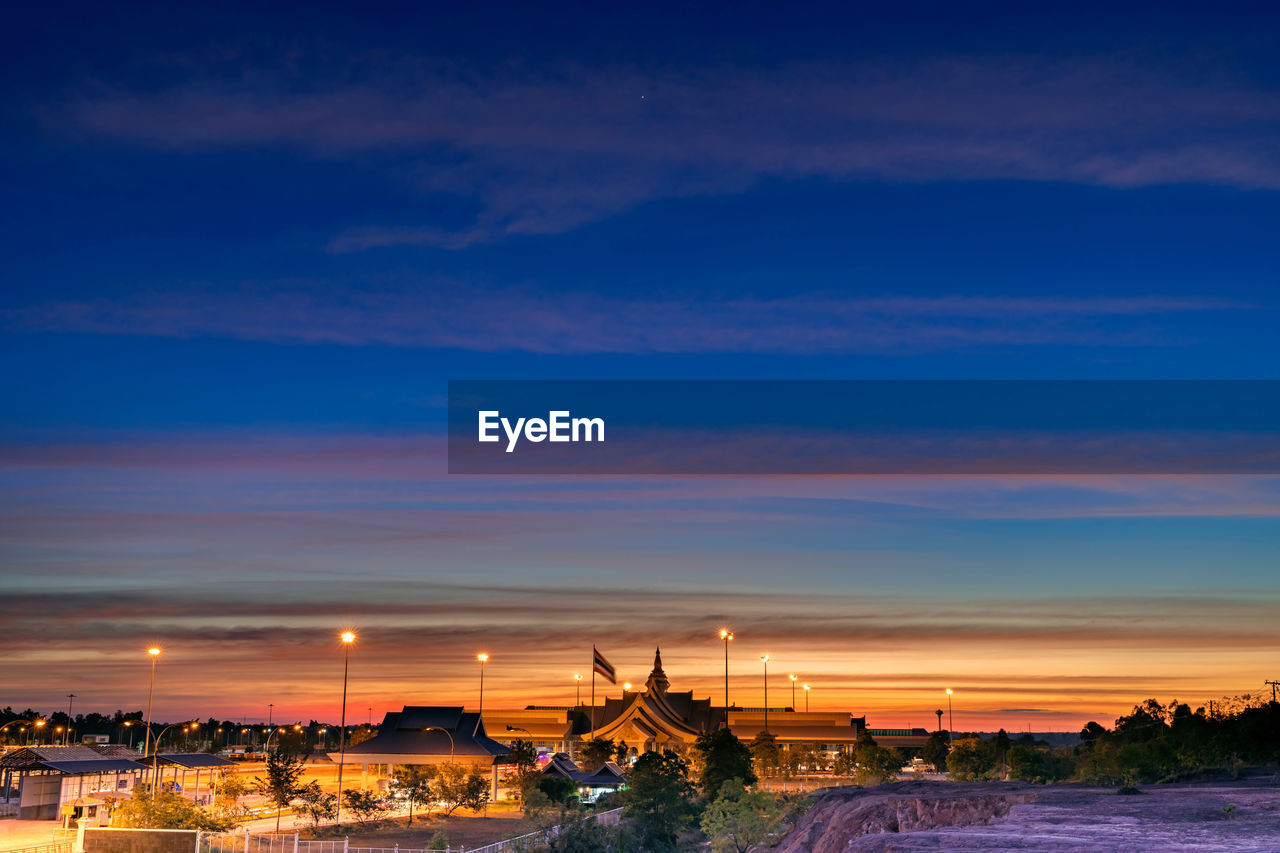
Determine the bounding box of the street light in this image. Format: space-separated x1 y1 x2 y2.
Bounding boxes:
945 688 954 734
64 694 76 746
477 653 489 717
803 683 810 713
34 720 46 745
574 674 582 706
719 629 734 723
336 630 356 827
761 655 770 734
623 682 632 691
424 726 456 765
149 721 196 796
789 674 798 710
144 648 160 762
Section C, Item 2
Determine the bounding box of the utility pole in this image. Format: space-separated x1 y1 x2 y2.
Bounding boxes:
1266 680 1279 704
64 694 76 746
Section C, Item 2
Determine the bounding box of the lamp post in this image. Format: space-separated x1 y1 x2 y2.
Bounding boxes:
574 674 582 706
719 629 734 723
143 647 160 762
424 726 456 765
34 720 46 745
149 721 195 796
477 653 489 718
945 688 954 734
336 630 355 827
803 683 810 713
64 694 76 746
789 675 798 710
760 655 770 734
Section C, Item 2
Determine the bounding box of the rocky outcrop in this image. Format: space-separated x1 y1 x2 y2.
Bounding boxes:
773 781 1036 853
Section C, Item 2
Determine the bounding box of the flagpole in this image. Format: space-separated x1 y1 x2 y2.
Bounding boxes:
590 645 596 737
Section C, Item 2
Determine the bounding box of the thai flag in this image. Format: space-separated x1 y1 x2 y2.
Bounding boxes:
593 646 616 684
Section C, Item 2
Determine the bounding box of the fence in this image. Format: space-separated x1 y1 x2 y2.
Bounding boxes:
200 808 622 853
199 835 447 853
0 844 71 853
465 808 624 853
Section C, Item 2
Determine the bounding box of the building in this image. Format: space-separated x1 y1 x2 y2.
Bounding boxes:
484 648 930 759
0 746 146 822
331 706 511 798
540 753 627 803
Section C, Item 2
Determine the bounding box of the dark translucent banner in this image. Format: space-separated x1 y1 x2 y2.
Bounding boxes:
447 380 1280 474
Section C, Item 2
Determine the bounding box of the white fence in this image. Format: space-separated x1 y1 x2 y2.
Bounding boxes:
465 808 623 853
199 808 622 853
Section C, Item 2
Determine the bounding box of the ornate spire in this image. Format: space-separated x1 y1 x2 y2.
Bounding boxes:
646 646 670 693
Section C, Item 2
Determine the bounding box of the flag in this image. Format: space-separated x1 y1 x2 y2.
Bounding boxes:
593 646 616 684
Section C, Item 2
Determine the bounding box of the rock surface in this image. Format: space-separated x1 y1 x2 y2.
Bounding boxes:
772 777 1280 852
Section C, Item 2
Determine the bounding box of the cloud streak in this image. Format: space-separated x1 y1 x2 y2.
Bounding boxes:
3 283 1240 354
57 56 1280 247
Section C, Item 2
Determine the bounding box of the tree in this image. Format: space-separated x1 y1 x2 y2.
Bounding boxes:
434 763 489 816
852 731 898 786
545 816 626 852
113 787 231 831
922 731 950 772
622 750 697 852
214 771 251 820
292 781 337 827
393 764 436 825
699 778 784 853
254 749 307 832
946 737 996 781
694 728 756 795
748 731 781 778
341 789 383 825
577 738 616 772
428 830 451 851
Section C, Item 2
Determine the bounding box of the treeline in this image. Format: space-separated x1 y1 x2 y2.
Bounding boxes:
938 696 1280 785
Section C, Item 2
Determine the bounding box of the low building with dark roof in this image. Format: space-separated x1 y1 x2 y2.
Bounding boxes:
0 746 147 821
539 753 627 803
330 706 511 799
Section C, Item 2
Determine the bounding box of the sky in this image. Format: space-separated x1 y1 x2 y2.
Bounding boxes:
1 1 1278 731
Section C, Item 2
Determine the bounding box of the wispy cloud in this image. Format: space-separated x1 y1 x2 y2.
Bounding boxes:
57 56 1280 248
2 283 1240 353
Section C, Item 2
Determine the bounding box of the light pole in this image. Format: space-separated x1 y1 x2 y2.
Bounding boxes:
34 720 46 745
761 655 770 734
149 721 196 796
574 674 582 707
945 688 954 734
935 709 944 732
789 675 797 710
803 683 810 713
477 653 489 718
121 720 135 749
143 648 160 762
336 630 355 827
719 629 733 724
424 726 455 765
64 694 76 746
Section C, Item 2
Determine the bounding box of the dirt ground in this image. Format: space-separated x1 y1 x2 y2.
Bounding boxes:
299 811 536 848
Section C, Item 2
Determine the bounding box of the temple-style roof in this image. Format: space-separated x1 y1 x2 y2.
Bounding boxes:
540 753 627 787
335 706 512 766
582 647 722 744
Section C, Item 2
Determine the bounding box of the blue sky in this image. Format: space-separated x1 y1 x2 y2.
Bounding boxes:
1 0 1278 726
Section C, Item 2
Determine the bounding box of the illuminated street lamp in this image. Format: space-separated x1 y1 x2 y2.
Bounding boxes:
34 720 46 745
945 688 954 734
336 630 356 827
574 673 582 706
623 682 632 691
761 655 770 734
143 647 160 761
803 683 811 713
789 674 798 710
477 653 489 717
719 629 734 722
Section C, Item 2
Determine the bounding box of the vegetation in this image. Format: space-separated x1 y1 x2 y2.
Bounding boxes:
254 749 307 831
434 763 491 816
620 749 697 851
693 728 757 794
947 696 1280 786
341 789 384 825
292 781 337 827
391 764 436 825
113 787 231 831
699 778 785 853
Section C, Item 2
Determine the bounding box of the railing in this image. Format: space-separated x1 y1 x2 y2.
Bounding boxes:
201 808 622 853
466 807 624 853
0 844 72 853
